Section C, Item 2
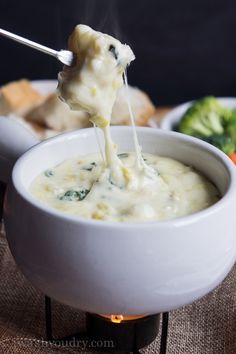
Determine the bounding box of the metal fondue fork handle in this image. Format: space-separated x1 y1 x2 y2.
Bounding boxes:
0 28 76 66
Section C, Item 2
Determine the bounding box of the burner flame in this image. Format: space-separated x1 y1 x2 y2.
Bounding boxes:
111 315 123 323
99 314 146 323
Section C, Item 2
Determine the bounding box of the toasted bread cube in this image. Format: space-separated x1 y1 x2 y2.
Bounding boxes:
0 79 44 115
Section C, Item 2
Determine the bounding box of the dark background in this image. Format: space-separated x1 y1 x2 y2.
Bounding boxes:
0 0 236 105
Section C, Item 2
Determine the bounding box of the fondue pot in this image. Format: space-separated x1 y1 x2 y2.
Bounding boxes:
0 116 236 315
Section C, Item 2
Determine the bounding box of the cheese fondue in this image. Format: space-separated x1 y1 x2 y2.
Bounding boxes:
30 152 219 222
30 25 220 222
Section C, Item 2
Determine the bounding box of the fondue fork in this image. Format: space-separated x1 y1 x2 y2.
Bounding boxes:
0 28 76 66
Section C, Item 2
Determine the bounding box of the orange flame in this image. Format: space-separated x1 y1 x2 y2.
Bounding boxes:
99 314 145 323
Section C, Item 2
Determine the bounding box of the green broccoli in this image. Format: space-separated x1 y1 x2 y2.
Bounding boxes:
226 122 236 145
178 96 231 137
229 108 236 122
225 109 236 144
202 134 235 154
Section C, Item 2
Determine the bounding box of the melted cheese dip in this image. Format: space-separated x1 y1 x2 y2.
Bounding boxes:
31 25 220 222
30 152 219 222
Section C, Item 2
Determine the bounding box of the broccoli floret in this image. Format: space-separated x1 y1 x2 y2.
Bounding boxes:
202 134 235 154
229 108 236 122
226 121 236 145
225 109 236 144
178 96 231 137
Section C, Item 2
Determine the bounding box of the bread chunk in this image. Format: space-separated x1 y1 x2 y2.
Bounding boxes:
0 79 44 115
25 93 91 131
111 86 156 126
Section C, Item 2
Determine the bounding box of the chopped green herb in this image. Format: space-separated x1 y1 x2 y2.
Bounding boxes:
109 174 115 185
108 44 118 60
59 189 90 201
82 162 97 171
82 167 93 171
44 170 54 177
108 175 124 189
141 155 147 161
118 153 129 159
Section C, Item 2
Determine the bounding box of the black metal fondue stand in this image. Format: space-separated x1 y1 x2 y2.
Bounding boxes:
45 296 169 353
0 182 169 353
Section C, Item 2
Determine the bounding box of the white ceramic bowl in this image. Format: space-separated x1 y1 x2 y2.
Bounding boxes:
3 126 236 315
159 98 236 131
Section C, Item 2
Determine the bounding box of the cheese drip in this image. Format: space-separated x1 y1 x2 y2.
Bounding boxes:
58 24 157 188
123 72 157 179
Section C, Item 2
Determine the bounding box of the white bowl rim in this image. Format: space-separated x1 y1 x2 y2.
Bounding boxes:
11 126 236 229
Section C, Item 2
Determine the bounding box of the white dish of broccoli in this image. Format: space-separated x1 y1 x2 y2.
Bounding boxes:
160 97 236 163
